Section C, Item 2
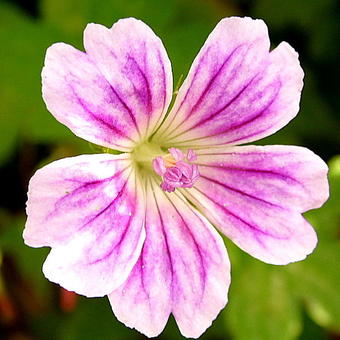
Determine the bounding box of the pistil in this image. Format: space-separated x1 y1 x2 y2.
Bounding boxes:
152 148 199 192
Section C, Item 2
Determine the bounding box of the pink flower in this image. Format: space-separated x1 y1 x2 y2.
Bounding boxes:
24 17 329 338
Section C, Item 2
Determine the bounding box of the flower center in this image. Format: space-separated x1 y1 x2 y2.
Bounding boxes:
152 148 199 192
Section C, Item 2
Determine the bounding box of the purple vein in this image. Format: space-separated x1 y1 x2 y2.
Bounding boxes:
162 81 280 146
156 46 213 138
108 82 142 140
199 174 283 208
151 49 168 135
161 188 207 300
166 70 263 141
79 167 134 233
191 186 288 240
139 179 151 302
52 164 131 212
197 163 302 186
151 178 174 304
66 73 136 146
162 45 245 140
87 169 137 265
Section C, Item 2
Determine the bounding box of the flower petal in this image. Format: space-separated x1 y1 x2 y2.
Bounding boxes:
24 154 145 297
83 18 173 141
109 178 230 338
182 145 329 265
155 17 303 148
42 44 135 151
42 19 172 151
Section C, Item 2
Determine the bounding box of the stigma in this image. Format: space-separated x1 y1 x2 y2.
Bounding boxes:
152 148 199 192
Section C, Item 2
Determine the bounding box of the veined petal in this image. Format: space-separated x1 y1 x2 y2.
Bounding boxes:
24 154 145 297
182 145 329 265
42 44 136 151
84 18 173 141
109 178 230 338
155 17 303 148
42 19 172 151
108 179 172 337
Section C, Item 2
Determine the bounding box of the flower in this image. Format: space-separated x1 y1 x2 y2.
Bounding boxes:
24 17 329 338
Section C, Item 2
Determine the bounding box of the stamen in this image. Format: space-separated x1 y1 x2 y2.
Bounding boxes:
152 148 199 192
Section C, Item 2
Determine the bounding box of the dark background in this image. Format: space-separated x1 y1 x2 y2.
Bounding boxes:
0 0 339 339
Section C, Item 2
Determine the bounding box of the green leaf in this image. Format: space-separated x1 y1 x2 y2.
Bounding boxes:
253 0 335 29
0 211 50 296
226 261 301 340
259 72 340 150
289 242 340 332
40 0 177 36
253 0 339 62
305 156 340 239
40 0 227 83
299 311 329 340
58 297 137 340
0 2 79 165
289 156 340 332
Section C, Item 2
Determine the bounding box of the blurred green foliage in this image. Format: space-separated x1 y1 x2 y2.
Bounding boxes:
0 0 339 339
226 156 340 340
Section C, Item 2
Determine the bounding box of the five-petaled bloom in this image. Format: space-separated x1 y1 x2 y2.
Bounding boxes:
24 17 329 338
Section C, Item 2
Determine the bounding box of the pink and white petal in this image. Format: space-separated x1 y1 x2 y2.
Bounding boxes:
24 154 145 297
181 145 329 265
155 18 304 148
42 44 139 151
108 179 172 337
155 16 270 144
109 179 230 338
83 18 173 140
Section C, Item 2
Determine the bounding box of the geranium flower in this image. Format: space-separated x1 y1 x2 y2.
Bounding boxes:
24 17 329 338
